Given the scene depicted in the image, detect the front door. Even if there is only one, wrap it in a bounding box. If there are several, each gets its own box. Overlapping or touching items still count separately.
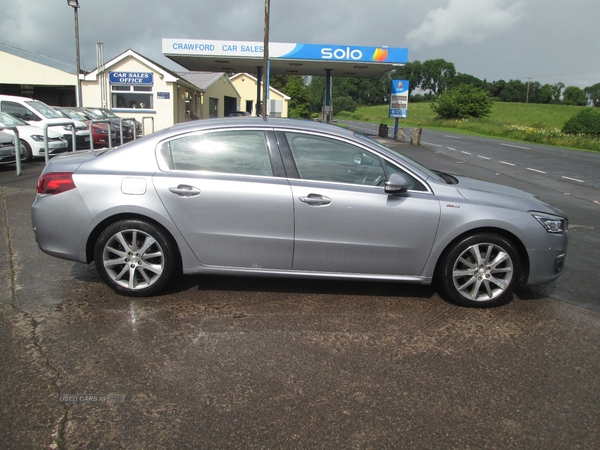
[283,131,440,276]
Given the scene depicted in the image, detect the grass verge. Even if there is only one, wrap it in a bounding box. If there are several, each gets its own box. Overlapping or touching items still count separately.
[336,102,600,153]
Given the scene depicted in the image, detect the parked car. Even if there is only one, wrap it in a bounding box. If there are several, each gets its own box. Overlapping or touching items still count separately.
[0,95,90,151]
[228,111,251,117]
[0,111,68,161]
[32,118,568,307]
[85,107,138,141]
[55,107,117,149]
[0,130,26,165]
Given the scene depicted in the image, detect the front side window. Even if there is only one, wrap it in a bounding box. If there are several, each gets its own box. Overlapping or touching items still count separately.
[285,132,427,190]
[25,101,63,119]
[160,130,273,177]
[285,132,387,186]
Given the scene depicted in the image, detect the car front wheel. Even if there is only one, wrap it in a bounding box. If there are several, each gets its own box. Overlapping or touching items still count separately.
[94,220,177,296]
[438,233,521,308]
[20,140,33,162]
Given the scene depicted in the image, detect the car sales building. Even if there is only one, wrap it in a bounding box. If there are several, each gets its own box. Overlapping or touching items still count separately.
[0,44,246,132]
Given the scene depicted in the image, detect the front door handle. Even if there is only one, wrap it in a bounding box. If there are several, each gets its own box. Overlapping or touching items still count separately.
[169,184,201,197]
[299,194,331,206]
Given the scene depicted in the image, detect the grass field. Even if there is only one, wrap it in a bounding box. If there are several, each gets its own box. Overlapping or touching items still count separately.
[336,102,600,153]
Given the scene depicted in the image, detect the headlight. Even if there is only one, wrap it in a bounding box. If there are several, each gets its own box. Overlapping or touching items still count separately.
[93,127,108,134]
[532,212,568,233]
[31,135,45,142]
[63,125,73,131]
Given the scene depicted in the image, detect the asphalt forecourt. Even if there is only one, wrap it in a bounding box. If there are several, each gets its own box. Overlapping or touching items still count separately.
[1,152,598,449]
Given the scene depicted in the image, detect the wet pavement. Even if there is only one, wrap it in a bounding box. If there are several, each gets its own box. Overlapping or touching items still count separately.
[1,150,599,449]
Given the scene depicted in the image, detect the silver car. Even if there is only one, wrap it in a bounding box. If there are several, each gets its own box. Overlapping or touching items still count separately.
[32,118,568,307]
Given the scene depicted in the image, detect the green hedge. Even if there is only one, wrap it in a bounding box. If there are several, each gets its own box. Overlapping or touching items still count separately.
[562,108,600,137]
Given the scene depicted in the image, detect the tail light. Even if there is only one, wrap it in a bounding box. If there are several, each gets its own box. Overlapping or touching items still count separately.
[37,172,76,195]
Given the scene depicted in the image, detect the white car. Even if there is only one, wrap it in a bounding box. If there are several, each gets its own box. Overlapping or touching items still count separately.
[0,111,68,161]
[0,130,26,165]
[0,95,90,152]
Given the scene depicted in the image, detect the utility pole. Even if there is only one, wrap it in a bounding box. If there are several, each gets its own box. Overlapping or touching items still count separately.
[526,77,532,104]
[262,0,270,121]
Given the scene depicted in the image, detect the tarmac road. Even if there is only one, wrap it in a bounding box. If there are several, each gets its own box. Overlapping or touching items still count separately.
[1,146,599,449]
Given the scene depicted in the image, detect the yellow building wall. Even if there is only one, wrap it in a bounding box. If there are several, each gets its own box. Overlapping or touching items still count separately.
[202,77,240,118]
[230,74,289,117]
[0,51,76,85]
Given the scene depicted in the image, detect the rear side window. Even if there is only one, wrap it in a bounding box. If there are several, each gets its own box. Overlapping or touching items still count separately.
[160,130,273,177]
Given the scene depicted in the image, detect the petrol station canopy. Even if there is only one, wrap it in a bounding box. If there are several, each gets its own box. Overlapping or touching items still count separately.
[162,39,408,78]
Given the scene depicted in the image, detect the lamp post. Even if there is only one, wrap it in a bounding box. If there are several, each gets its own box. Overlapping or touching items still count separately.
[67,0,82,107]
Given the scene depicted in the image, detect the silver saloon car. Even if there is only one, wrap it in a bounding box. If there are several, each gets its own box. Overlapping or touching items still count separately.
[32,118,568,307]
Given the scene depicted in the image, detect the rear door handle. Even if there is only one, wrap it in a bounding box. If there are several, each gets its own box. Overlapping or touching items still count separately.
[299,194,331,206]
[169,184,201,197]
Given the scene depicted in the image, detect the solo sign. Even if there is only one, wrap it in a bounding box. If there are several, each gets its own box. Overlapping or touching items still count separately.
[109,72,154,85]
[389,80,409,118]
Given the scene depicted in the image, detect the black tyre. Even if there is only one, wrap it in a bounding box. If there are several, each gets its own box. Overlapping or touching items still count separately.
[94,219,177,296]
[437,233,521,308]
[20,140,33,162]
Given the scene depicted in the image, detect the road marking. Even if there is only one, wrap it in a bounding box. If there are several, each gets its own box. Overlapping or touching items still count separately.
[502,143,530,150]
[423,142,442,147]
[500,161,515,166]
[477,155,491,160]
[461,151,471,155]
[447,147,456,151]
[527,168,546,174]
[562,176,584,183]
[444,135,461,139]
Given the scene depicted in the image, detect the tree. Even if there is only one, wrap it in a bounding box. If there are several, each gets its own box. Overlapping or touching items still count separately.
[391,61,423,95]
[307,76,326,113]
[431,84,493,119]
[421,59,456,96]
[449,73,484,90]
[551,82,565,103]
[530,83,554,104]
[269,74,292,91]
[332,96,357,115]
[562,86,588,106]
[283,76,311,119]
[487,79,506,98]
[584,83,600,107]
[498,79,526,102]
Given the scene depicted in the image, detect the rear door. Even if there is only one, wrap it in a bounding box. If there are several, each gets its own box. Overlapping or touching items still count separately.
[153,128,294,269]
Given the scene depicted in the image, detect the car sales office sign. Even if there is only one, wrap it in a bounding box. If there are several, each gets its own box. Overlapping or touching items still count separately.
[109,72,153,85]
[389,80,409,118]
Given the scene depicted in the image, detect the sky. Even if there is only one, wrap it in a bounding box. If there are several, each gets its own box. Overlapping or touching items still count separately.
[1,0,599,89]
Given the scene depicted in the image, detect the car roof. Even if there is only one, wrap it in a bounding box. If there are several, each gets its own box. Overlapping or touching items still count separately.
[165,117,355,138]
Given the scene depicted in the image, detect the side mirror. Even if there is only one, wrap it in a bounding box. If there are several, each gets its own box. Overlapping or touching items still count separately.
[385,173,409,195]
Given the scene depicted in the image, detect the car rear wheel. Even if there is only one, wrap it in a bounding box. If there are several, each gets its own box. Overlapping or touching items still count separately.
[94,220,177,296]
[438,233,521,308]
